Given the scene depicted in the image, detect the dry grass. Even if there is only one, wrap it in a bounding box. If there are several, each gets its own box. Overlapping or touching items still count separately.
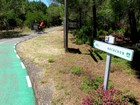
[17,27,140,104]
[17,29,65,66]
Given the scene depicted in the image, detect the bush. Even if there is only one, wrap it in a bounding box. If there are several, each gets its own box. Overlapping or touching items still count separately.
[108,28,113,34]
[115,28,125,34]
[75,25,92,45]
[82,86,139,105]
[82,87,128,105]
[97,29,108,36]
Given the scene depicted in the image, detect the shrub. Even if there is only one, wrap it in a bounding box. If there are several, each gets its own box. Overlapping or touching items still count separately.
[75,25,92,45]
[108,28,113,34]
[82,86,139,105]
[82,86,129,105]
[97,29,108,36]
[115,28,125,34]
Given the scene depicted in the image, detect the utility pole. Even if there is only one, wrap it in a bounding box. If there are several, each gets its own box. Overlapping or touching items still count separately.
[64,0,68,52]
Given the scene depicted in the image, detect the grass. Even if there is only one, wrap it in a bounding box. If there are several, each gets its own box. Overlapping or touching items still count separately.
[40,80,47,84]
[80,76,103,93]
[48,58,55,63]
[92,49,134,74]
[55,83,63,90]
[17,27,140,104]
[112,57,133,74]
[71,66,83,75]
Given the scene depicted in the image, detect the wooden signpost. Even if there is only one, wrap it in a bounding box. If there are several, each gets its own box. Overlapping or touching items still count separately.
[93,37,134,90]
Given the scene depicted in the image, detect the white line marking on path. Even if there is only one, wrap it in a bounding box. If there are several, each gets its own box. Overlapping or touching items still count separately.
[21,62,25,69]
[14,49,16,53]
[26,76,32,87]
[16,54,20,59]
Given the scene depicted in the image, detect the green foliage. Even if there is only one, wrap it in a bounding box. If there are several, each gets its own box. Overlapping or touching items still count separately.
[27,1,47,14]
[46,3,63,26]
[0,0,48,30]
[71,66,83,75]
[93,49,133,74]
[112,57,133,74]
[80,76,103,93]
[108,28,113,34]
[114,28,125,34]
[97,29,108,36]
[24,11,46,28]
[0,0,27,30]
[75,25,92,45]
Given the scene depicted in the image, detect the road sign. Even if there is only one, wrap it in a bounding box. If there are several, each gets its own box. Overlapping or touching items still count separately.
[93,40,134,61]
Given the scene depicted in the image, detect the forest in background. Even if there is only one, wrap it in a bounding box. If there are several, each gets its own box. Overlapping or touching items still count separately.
[0,0,140,44]
[54,0,140,44]
[0,0,63,30]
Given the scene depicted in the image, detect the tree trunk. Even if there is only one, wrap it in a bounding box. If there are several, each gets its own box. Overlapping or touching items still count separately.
[64,0,68,52]
[128,8,138,44]
[79,7,82,28]
[92,3,97,39]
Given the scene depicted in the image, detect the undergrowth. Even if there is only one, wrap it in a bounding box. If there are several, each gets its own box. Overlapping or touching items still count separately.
[82,86,139,105]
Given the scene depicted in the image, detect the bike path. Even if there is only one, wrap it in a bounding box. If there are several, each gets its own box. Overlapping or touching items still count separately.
[0,39,35,105]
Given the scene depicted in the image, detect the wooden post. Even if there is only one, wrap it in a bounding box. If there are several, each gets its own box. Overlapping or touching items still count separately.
[92,0,97,39]
[64,0,68,52]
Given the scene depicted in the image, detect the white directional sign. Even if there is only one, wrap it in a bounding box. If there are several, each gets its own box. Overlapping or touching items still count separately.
[93,40,134,61]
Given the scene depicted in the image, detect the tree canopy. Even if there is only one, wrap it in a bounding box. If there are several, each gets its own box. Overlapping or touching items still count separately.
[53,0,140,44]
[0,0,140,43]
[0,0,62,30]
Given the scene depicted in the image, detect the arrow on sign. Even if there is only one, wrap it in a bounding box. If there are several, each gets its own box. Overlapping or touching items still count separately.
[93,40,134,61]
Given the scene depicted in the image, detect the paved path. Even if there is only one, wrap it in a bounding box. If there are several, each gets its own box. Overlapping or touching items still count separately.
[0,38,35,105]
[0,27,62,105]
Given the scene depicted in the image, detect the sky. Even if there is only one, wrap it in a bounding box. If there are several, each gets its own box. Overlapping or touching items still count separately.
[28,0,52,7]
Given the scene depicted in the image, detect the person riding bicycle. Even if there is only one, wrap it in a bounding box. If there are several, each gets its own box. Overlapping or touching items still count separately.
[39,21,45,32]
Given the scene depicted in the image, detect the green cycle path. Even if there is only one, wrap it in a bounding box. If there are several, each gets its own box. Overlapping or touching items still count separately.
[0,39,35,105]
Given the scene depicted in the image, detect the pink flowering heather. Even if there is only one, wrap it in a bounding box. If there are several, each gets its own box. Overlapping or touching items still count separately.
[82,96,93,105]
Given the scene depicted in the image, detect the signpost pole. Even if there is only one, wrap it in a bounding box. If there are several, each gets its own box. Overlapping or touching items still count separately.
[103,54,112,90]
[103,35,114,90]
